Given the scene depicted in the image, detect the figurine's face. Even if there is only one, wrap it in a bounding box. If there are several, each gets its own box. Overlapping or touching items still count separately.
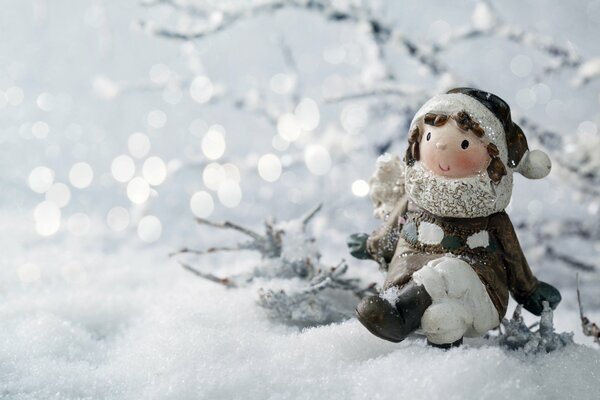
[420,119,491,178]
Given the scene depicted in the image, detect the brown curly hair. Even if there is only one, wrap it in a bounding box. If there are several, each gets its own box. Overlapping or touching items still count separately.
[404,111,507,184]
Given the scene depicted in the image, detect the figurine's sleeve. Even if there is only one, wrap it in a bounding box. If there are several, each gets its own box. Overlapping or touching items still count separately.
[491,211,539,303]
[366,197,408,263]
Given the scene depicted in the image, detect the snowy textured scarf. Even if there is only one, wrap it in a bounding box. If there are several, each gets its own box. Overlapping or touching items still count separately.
[404,162,513,218]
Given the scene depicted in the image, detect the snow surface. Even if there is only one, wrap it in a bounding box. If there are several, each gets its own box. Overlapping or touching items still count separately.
[2,213,599,400]
[1,0,600,399]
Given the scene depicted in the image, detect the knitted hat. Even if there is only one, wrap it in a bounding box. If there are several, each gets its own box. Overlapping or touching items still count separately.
[408,87,551,179]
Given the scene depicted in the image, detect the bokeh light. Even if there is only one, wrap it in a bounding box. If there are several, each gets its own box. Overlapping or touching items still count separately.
[137,215,162,242]
[128,132,151,158]
[202,125,226,160]
[36,92,55,111]
[107,206,130,231]
[28,166,55,193]
[45,183,71,208]
[127,177,150,204]
[111,155,136,183]
[340,104,368,134]
[294,98,320,131]
[257,153,282,182]
[203,162,226,190]
[190,191,215,218]
[69,162,94,189]
[34,201,61,236]
[32,121,49,139]
[304,145,332,175]
[218,180,242,208]
[6,86,24,105]
[222,163,241,183]
[351,179,370,197]
[190,75,214,104]
[147,109,167,129]
[510,55,533,78]
[142,156,167,186]
[277,113,301,141]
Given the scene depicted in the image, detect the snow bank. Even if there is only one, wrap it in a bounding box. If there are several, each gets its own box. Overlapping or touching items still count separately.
[1,223,599,400]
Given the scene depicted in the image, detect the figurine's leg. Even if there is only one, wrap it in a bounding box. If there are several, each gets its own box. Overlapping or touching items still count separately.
[355,280,432,343]
[412,255,500,347]
[427,338,463,349]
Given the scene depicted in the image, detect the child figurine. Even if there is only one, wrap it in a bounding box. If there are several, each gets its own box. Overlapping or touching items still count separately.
[348,87,561,348]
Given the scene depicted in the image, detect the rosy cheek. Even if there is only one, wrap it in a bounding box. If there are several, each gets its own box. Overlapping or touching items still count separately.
[455,151,487,172]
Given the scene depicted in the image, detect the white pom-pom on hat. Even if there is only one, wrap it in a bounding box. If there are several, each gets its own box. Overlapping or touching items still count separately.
[515,149,552,179]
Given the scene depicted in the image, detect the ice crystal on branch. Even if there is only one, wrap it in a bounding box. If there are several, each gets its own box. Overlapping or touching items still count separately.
[172,204,377,325]
[493,303,574,354]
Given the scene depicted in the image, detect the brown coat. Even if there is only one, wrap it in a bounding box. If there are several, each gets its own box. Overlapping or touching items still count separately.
[367,198,539,319]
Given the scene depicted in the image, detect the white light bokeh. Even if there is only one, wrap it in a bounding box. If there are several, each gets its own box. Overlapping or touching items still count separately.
[18,263,41,283]
[515,87,536,109]
[127,177,150,204]
[272,134,290,151]
[6,86,24,105]
[351,179,370,197]
[190,75,214,104]
[294,98,320,131]
[45,183,71,208]
[32,121,49,139]
[202,125,226,160]
[203,162,226,190]
[269,73,296,94]
[304,145,332,175]
[218,180,242,208]
[142,156,167,186]
[107,206,130,231]
[340,104,368,134]
[137,215,162,243]
[222,163,241,183]
[67,212,91,236]
[147,109,167,129]
[34,201,61,236]
[28,166,55,193]
[128,132,151,159]
[277,113,302,142]
[111,155,136,183]
[257,153,282,182]
[36,92,55,111]
[190,191,215,218]
[510,55,533,78]
[69,162,94,189]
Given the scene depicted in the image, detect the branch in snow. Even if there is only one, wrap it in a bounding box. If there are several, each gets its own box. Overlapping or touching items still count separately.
[172,205,376,325]
[494,303,574,354]
[577,274,600,345]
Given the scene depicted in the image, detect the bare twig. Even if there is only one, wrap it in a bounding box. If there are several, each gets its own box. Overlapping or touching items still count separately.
[179,261,237,288]
[577,274,600,344]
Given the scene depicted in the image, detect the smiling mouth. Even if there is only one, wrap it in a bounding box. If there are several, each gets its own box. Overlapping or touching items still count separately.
[438,163,450,172]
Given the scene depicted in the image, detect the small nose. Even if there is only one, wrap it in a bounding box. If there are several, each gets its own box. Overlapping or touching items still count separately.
[436,142,447,150]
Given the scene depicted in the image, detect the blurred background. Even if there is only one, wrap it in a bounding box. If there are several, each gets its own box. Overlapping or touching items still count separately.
[1,0,600,395]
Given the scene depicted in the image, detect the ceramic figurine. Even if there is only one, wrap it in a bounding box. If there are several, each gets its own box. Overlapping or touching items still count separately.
[348,87,561,348]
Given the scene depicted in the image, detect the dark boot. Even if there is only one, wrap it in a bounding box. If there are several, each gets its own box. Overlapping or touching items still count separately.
[356,280,432,343]
[427,337,463,349]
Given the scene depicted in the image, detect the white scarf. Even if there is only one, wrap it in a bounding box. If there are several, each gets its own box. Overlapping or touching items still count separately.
[404,162,513,218]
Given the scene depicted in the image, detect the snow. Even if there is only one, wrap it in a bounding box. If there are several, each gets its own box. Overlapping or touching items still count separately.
[1,220,599,399]
[1,0,600,398]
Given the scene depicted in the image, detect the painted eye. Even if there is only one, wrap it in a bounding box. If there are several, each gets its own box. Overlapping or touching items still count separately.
[461,140,469,149]
[426,132,431,141]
